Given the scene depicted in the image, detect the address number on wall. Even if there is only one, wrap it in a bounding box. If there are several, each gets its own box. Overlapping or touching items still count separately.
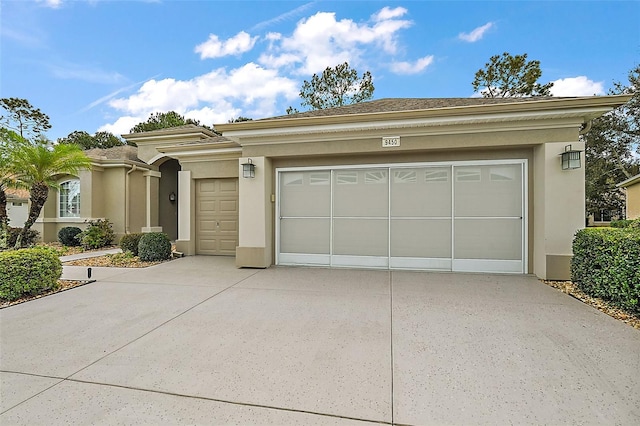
[382,136,400,147]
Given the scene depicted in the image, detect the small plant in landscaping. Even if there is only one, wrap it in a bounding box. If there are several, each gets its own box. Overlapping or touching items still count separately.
[78,219,115,249]
[138,232,172,262]
[58,226,83,246]
[107,251,136,266]
[120,233,143,256]
[0,247,62,302]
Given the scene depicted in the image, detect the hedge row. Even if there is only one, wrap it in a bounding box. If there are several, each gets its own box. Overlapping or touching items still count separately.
[571,227,640,314]
[0,247,62,302]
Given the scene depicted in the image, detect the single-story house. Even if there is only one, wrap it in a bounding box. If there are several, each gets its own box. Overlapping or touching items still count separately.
[116,95,631,281]
[33,145,164,242]
[6,188,29,228]
[617,172,640,219]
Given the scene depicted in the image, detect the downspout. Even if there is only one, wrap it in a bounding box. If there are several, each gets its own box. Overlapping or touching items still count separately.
[125,164,137,234]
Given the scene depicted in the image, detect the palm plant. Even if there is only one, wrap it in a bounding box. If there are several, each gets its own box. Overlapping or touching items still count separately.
[10,143,91,248]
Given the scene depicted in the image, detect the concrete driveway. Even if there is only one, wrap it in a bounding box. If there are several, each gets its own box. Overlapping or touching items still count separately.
[1,257,639,425]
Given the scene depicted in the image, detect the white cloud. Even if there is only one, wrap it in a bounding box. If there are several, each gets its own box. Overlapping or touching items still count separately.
[37,0,62,8]
[373,6,408,21]
[47,61,125,84]
[250,2,317,31]
[458,22,494,42]
[101,63,299,134]
[260,8,413,75]
[390,55,434,75]
[550,76,604,96]
[97,116,143,136]
[195,31,258,59]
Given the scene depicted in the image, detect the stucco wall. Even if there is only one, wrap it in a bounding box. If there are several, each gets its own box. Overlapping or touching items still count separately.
[626,182,640,219]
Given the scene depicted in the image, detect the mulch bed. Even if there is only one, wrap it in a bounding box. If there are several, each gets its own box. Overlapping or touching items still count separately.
[1,279,93,309]
[544,280,640,330]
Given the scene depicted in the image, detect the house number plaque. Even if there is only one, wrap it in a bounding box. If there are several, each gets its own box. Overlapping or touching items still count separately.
[382,136,400,147]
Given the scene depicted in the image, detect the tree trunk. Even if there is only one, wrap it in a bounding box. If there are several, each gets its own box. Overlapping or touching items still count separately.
[0,187,8,250]
[15,182,48,248]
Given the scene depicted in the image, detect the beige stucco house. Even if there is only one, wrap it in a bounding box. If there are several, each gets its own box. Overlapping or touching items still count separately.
[118,95,630,281]
[34,145,161,242]
[618,173,640,219]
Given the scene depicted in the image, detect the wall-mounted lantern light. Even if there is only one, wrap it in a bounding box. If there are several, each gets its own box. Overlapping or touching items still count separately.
[560,144,582,170]
[242,158,256,178]
[169,192,176,203]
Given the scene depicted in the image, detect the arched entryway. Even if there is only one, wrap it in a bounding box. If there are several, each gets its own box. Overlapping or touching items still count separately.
[158,159,180,241]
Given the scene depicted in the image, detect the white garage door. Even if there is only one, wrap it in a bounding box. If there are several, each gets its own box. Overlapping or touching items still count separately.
[277,160,526,273]
[196,178,239,256]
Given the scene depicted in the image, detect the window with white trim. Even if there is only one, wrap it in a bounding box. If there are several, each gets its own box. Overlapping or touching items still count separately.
[59,179,80,218]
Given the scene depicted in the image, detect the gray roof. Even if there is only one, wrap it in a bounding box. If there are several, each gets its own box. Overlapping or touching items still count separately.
[85,145,140,162]
[265,97,562,120]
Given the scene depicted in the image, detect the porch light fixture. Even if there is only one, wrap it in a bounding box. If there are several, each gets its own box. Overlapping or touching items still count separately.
[169,192,176,203]
[560,145,582,170]
[242,158,256,178]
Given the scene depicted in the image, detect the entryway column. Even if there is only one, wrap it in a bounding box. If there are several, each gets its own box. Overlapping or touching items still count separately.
[175,170,194,254]
[236,156,272,268]
[142,170,162,233]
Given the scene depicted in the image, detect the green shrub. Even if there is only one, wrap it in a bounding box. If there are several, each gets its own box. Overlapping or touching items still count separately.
[610,219,633,228]
[138,232,171,262]
[58,226,83,246]
[0,247,62,302]
[120,233,143,256]
[78,219,115,249]
[571,227,640,314]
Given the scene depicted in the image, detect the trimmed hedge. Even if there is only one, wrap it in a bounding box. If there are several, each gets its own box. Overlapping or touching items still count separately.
[120,233,143,256]
[0,247,62,302]
[571,227,640,314]
[58,226,82,246]
[138,232,171,262]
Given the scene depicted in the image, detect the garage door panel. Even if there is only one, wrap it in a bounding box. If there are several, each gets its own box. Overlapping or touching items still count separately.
[333,219,388,256]
[219,200,238,214]
[454,165,522,217]
[333,169,388,217]
[391,167,451,217]
[391,219,451,258]
[280,218,330,254]
[280,171,330,217]
[196,178,238,256]
[454,219,522,260]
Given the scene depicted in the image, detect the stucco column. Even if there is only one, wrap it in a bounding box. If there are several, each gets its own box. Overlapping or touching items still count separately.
[236,156,272,268]
[533,141,585,280]
[141,170,162,233]
[175,170,195,254]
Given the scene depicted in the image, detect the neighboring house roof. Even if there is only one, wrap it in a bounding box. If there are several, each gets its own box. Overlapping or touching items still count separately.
[85,145,141,162]
[5,188,29,200]
[617,173,640,188]
[268,97,560,120]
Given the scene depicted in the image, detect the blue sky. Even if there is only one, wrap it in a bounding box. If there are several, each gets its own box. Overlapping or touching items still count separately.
[1,0,638,141]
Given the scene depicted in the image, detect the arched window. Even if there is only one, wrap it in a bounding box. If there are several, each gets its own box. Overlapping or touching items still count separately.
[59,179,80,218]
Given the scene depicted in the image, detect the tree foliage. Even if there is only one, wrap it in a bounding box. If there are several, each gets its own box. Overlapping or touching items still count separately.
[292,62,375,112]
[9,143,92,247]
[0,97,51,139]
[228,116,253,123]
[57,130,128,149]
[584,65,640,218]
[130,111,214,133]
[472,52,553,98]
